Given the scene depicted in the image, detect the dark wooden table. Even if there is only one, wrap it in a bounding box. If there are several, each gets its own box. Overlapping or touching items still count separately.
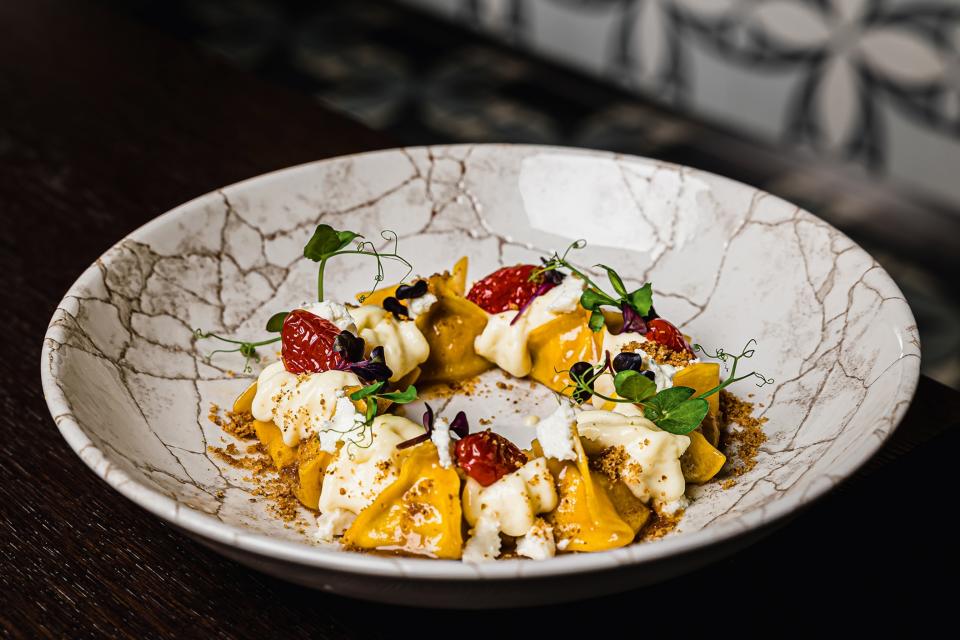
[3,1,958,636]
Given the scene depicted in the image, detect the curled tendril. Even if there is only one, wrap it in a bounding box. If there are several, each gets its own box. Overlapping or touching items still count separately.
[693,339,775,393]
[534,239,587,280]
[316,414,377,461]
[193,329,279,374]
[353,230,414,303]
[561,238,587,260]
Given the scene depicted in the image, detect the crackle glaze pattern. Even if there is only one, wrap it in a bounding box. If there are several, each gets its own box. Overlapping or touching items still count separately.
[41,145,918,594]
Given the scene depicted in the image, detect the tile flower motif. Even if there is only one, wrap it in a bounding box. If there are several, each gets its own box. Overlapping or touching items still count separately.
[407,0,960,189]
[620,0,959,165]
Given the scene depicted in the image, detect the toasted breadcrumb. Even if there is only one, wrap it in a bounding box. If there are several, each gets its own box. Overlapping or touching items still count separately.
[720,390,768,477]
[208,403,256,439]
[208,442,271,476]
[253,466,302,521]
[208,412,306,523]
[633,340,694,367]
[421,378,478,398]
[590,446,637,484]
[641,510,683,540]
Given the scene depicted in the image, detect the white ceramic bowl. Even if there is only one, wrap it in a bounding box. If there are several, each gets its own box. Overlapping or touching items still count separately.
[41,145,919,607]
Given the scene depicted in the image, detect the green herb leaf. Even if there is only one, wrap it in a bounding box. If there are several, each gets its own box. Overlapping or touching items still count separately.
[645,385,696,411]
[613,369,656,403]
[265,311,289,333]
[626,283,653,316]
[588,308,606,333]
[580,288,617,311]
[597,264,628,298]
[303,224,360,262]
[643,386,708,434]
[646,397,709,435]
[364,400,378,425]
[379,385,417,404]
[349,380,386,402]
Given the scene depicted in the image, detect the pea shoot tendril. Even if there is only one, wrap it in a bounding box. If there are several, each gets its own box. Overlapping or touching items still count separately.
[562,340,773,435]
[195,224,413,372]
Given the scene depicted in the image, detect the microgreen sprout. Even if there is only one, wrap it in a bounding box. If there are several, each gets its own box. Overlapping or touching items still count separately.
[303,225,413,302]
[193,330,280,373]
[349,380,418,427]
[534,239,655,333]
[563,340,773,435]
[692,339,775,393]
[195,225,413,374]
[397,404,470,450]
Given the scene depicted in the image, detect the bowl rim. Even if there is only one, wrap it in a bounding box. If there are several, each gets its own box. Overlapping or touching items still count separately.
[40,143,921,581]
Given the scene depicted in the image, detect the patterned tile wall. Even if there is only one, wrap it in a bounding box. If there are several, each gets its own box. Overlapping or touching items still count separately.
[403,0,960,209]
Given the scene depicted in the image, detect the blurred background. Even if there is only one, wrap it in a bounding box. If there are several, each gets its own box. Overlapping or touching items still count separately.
[109,0,959,387]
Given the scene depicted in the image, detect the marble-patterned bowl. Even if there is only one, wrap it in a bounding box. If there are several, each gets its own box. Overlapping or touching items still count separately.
[41,145,919,607]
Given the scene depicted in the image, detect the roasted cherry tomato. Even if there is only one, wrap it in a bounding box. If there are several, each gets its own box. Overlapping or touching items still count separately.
[645,318,692,354]
[466,264,555,314]
[455,430,527,486]
[281,309,345,374]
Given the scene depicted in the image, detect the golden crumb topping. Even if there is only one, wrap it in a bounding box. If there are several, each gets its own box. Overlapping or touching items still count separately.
[593,445,646,487]
[634,340,694,367]
[720,390,768,477]
[208,403,256,439]
[641,509,683,540]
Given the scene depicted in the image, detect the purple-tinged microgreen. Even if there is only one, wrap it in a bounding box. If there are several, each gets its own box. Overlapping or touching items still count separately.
[344,345,393,383]
[510,280,559,325]
[535,240,655,333]
[509,261,566,325]
[333,330,365,363]
[397,405,470,450]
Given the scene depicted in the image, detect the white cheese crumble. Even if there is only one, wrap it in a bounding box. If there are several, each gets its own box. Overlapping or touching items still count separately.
[535,400,578,461]
[315,508,356,542]
[546,275,584,313]
[462,458,559,563]
[516,518,556,560]
[462,516,502,563]
[660,496,689,515]
[317,394,367,453]
[430,417,453,468]
[406,292,438,319]
[299,299,358,333]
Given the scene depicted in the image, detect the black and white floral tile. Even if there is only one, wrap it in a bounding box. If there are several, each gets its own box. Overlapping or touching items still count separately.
[409,0,960,196]
[111,0,959,386]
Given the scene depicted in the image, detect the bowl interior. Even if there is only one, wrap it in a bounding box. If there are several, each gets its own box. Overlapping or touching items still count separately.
[42,144,919,579]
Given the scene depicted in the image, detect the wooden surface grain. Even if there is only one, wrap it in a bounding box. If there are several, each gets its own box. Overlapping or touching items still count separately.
[2,1,957,636]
